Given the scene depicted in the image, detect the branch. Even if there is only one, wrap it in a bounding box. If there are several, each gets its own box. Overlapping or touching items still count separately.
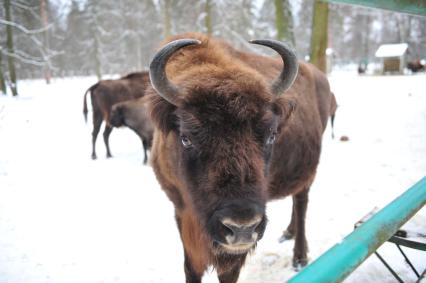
[1,49,46,66]
[0,19,53,34]
[11,1,41,21]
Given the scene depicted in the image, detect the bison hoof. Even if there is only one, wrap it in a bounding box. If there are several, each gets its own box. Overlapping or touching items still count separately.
[278,230,294,243]
[106,154,113,158]
[91,154,97,160]
[292,257,308,271]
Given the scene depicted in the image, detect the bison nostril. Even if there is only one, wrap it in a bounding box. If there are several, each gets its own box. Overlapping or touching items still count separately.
[220,217,262,245]
[221,221,236,236]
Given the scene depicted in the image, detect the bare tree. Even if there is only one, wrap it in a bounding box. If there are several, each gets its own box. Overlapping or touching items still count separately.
[4,0,18,96]
[0,51,6,95]
[40,0,51,83]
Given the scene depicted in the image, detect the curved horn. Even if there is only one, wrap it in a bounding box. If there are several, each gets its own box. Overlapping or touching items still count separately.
[149,39,201,106]
[249,39,298,95]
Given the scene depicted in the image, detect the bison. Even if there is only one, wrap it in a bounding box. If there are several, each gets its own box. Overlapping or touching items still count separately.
[146,33,336,283]
[83,71,150,159]
[407,59,425,73]
[109,97,154,165]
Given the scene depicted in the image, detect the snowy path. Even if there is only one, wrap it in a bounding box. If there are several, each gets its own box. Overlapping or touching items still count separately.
[0,73,425,282]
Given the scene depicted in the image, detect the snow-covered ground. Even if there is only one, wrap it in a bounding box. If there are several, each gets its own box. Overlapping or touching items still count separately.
[0,72,425,283]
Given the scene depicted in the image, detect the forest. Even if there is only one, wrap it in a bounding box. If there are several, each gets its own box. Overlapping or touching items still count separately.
[1,0,426,96]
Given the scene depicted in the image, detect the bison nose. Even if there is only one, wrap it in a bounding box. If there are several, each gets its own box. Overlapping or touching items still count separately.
[221,217,262,245]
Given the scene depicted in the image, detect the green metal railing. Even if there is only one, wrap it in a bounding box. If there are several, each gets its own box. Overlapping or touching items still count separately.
[288,176,426,283]
[321,0,426,17]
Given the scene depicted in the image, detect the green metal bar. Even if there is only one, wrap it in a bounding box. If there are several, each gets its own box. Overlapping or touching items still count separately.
[288,176,426,283]
[321,0,426,17]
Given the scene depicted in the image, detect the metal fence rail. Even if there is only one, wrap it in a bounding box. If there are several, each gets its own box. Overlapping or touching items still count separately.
[288,176,426,283]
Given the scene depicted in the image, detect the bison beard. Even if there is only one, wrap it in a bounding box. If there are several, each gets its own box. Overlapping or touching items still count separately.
[146,33,335,283]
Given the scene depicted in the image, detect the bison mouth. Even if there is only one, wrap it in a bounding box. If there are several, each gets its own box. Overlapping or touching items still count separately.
[214,241,257,255]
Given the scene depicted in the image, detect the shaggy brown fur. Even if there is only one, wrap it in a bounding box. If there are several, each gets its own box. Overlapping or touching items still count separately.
[83,71,150,159]
[146,33,336,283]
[109,97,154,164]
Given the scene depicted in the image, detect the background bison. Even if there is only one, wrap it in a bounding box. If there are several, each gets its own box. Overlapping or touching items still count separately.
[83,72,150,159]
[146,33,336,283]
[109,97,154,165]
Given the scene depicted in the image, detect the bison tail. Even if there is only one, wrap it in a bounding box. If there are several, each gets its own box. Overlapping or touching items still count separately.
[83,83,98,123]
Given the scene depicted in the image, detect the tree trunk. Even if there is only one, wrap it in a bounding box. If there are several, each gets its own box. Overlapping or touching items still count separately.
[4,0,18,96]
[163,0,172,38]
[0,51,7,95]
[89,2,102,80]
[205,0,212,35]
[40,0,51,84]
[274,0,295,46]
[309,0,328,73]
[94,35,102,80]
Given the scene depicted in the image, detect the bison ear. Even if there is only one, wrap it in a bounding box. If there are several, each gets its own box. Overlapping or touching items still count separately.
[147,92,179,134]
[272,98,296,124]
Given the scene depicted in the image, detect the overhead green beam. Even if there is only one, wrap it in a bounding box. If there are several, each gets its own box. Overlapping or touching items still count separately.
[321,0,426,17]
[288,176,426,283]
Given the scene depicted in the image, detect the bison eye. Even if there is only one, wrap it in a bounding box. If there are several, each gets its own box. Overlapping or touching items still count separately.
[266,132,277,145]
[181,135,193,148]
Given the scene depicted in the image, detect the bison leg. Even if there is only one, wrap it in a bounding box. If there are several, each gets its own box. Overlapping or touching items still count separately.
[103,125,113,158]
[142,139,148,165]
[292,188,309,269]
[91,112,103,160]
[175,213,205,283]
[184,252,202,283]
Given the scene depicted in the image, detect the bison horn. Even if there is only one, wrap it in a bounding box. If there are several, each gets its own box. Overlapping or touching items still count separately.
[149,39,201,106]
[250,39,298,95]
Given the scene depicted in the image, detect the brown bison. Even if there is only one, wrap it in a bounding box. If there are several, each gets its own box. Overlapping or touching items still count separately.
[83,71,150,159]
[109,97,154,165]
[407,59,425,73]
[146,33,336,283]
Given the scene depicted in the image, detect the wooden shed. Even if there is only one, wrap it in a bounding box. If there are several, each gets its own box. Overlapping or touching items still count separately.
[375,43,408,74]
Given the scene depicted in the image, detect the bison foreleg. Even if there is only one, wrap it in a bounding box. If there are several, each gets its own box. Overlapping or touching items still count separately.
[91,113,103,160]
[292,188,309,269]
[184,252,202,283]
[103,125,113,158]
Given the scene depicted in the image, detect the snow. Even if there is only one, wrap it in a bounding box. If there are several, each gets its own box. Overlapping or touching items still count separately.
[0,72,425,283]
[375,43,408,58]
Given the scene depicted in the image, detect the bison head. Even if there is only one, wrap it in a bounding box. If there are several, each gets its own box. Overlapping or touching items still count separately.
[149,37,298,255]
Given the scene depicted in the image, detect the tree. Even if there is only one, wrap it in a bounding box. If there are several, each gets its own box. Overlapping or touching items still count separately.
[204,0,212,35]
[274,0,295,46]
[162,0,172,37]
[4,0,18,96]
[310,0,329,72]
[40,0,51,83]
[0,51,6,95]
